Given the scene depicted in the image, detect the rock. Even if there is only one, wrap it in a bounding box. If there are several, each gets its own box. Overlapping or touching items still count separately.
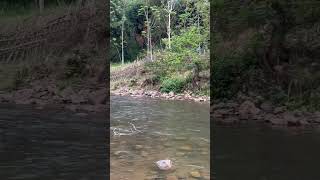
[212,102,238,110]
[260,102,273,113]
[175,152,185,156]
[283,112,301,126]
[195,97,205,102]
[174,137,187,141]
[60,87,74,103]
[65,105,78,112]
[47,85,59,95]
[137,89,144,95]
[201,151,208,155]
[88,89,107,105]
[14,89,34,98]
[216,116,238,125]
[134,145,143,150]
[0,93,12,102]
[214,109,234,116]
[75,113,88,117]
[189,171,201,178]
[141,151,148,157]
[114,151,129,156]
[264,114,286,125]
[203,175,210,180]
[80,104,105,112]
[313,112,320,123]
[179,145,193,151]
[274,106,286,114]
[169,91,175,96]
[70,94,87,104]
[239,100,261,120]
[175,172,187,179]
[166,175,178,180]
[35,106,44,110]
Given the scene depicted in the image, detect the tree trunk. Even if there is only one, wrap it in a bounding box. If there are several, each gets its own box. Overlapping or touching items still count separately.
[167,1,171,49]
[121,19,125,65]
[77,0,84,8]
[150,29,153,61]
[39,0,44,14]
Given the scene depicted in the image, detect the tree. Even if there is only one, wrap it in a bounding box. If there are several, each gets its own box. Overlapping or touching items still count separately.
[39,0,44,13]
[111,0,128,64]
[139,0,160,61]
[162,0,176,49]
[120,0,128,65]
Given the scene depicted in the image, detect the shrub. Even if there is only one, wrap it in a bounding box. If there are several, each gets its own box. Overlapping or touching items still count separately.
[212,52,258,99]
[160,76,186,93]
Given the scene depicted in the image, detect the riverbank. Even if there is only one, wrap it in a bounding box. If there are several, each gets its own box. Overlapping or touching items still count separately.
[0,78,107,113]
[212,98,320,127]
[0,4,107,113]
[110,61,210,103]
[0,49,107,113]
[111,87,209,103]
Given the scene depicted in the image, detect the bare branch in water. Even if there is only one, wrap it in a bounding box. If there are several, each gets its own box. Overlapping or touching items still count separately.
[111,122,142,136]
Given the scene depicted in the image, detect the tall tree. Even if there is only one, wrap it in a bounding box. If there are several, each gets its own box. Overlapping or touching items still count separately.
[139,0,160,61]
[111,0,128,64]
[39,0,44,13]
[162,0,176,49]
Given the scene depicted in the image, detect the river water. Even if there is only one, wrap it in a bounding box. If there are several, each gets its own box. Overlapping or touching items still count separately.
[214,126,320,180]
[0,104,108,179]
[110,95,210,180]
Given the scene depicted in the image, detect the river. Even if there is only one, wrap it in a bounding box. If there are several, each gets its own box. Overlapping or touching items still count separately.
[2,96,318,180]
[110,95,210,180]
[0,104,108,179]
[214,126,320,180]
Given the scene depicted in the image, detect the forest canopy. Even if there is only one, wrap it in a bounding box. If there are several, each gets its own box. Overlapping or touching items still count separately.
[110,0,209,63]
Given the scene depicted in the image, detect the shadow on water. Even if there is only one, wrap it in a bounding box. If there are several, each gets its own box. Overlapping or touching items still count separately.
[213,126,320,180]
[111,95,210,180]
[0,104,108,180]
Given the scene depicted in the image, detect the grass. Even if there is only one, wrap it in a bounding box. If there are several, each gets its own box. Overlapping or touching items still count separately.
[110,61,144,73]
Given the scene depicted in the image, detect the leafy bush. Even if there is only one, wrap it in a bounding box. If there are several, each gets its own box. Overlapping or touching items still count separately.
[212,51,258,99]
[160,76,187,93]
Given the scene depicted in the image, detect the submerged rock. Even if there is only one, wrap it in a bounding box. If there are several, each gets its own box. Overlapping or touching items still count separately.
[179,145,193,151]
[134,145,143,150]
[166,175,178,180]
[114,151,130,157]
[156,160,173,170]
[175,152,186,156]
[189,171,201,178]
[174,137,188,141]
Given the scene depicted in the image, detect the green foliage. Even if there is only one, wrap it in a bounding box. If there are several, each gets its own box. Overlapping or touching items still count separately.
[165,27,202,53]
[160,76,187,93]
[212,51,258,99]
[212,0,320,110]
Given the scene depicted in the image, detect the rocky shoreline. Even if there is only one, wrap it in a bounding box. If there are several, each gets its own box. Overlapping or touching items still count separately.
[0,80,107,113]
[212,100,320,127]
[111,87,210,103]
